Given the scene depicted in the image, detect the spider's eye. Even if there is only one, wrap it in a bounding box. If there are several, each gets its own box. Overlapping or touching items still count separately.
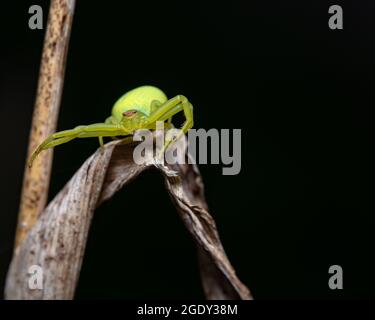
[123,110,138,117]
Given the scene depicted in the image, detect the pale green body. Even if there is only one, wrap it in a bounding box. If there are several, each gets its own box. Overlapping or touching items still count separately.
[29,85,193,166]
[112,85,168,120]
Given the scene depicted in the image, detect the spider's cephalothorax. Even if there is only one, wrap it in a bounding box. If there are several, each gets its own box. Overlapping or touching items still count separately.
[28,85,194,167]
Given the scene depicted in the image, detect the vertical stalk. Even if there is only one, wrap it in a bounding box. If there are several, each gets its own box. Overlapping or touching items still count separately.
[15,0,76,249]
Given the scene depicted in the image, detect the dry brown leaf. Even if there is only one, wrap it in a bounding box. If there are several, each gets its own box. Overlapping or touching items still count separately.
[5,139,252,300]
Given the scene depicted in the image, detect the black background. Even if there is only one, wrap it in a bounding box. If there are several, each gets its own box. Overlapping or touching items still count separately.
[0,0,374,299]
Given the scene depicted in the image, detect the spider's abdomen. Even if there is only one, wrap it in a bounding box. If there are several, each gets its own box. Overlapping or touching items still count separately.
[112,85,167,121]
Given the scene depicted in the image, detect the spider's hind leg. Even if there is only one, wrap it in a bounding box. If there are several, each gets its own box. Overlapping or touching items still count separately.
[98,116,117,147]
[99,136,104,147]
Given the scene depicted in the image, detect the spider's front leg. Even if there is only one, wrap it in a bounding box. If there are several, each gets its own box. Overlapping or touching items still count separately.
[148,95,193,152]
[28,123,129,167]
[146,95,194,176]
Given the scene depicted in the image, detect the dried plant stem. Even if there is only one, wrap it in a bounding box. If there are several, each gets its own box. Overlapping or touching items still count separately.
[15,0,76,249]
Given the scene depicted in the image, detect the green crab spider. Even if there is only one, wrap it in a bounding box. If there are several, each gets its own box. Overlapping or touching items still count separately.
[28,85,194,167]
